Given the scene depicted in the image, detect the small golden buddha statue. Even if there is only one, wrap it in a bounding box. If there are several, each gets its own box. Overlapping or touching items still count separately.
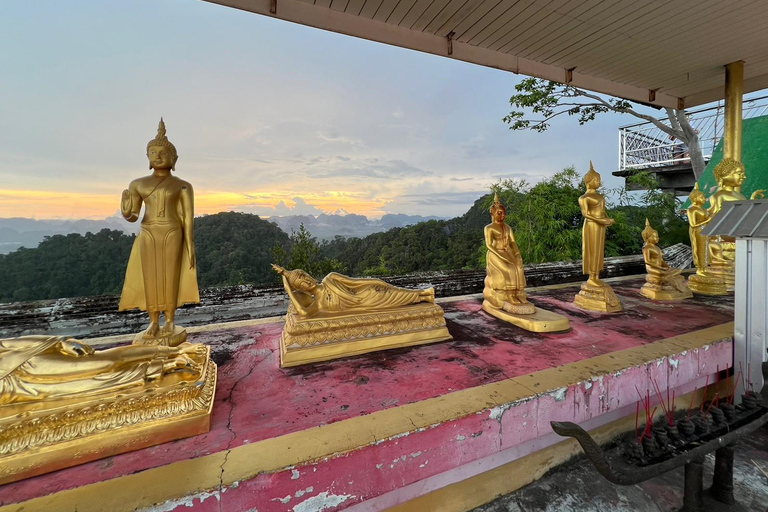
[272,265,451,366]
[573,163,622,312]
[639,219,692,301]
[686,184,727,295]
[481,195,569,332]
[119,119,200,346]
[703,158,763,290]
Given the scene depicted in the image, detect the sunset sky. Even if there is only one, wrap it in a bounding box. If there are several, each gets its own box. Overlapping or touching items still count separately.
[2,0,661,220]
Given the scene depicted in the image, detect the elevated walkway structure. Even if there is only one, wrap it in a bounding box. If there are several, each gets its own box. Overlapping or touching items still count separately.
[0,276,735,512]
[612,96,768,195]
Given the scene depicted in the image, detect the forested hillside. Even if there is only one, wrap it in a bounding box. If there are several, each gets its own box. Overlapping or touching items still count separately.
[0,213,290,302]
[0,169,689,303]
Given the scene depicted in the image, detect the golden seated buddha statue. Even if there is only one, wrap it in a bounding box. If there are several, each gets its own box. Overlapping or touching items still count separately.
[639,219,692,301]
[481,194,569,332]
[272,265,451,367]
[703,158,764,291]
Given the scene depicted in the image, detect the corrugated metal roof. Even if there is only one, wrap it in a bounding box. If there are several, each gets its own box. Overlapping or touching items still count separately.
[207,0,768,108]
[701,200,768,238]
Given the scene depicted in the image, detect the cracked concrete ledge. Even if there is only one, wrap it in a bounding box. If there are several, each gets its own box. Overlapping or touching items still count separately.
[0,320,734,512]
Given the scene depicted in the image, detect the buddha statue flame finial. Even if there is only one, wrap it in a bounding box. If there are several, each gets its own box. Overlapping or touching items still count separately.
[641,218,657,243]
[689,182,706,205]
[584,161,600,188]
[146,117,178,169]
[490,192,504,215]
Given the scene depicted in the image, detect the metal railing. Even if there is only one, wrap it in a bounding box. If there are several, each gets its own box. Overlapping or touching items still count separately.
[618,95,768,172]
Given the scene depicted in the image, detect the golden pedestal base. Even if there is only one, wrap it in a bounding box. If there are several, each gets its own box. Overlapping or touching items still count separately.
[0,347,216,486]
[280,303,452,367]
[688,271,729,296]
[573,281,623,313]
[133,325,188,347]
[640,276,693,301]
[482,300,570,333]
[707,265,735,292]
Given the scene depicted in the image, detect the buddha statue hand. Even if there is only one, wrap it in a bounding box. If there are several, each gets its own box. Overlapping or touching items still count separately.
[751,189,765,200]
[58,338,96,357]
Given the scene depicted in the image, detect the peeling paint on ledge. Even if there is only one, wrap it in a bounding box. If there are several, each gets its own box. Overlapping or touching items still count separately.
[292,491,355,512]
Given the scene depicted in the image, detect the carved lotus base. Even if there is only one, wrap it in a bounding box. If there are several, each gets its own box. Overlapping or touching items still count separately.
[280,303,452,367]
[640,275,693,301]
[573,281,623,313]
[133,325,188,347]
[482,300,570,333]
[706,264,735,292]
[688,270,729,296]
[0,346,216,485]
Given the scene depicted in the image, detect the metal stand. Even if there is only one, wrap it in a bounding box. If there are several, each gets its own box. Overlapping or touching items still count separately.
[682,456,704,512]
[709,444,735,504]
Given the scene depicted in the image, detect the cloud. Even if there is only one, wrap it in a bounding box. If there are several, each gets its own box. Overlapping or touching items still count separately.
[397,190,487,206]
[272,197,326,216]
[459,135,519,160]
[316,129,363,146]
[450,177,475,182]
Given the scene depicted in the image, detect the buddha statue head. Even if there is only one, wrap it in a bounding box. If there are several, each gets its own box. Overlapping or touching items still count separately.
[490,193,506,223]
[713,158,746,188]
[146,118,179,171]
[584,161,601,190]
[641,218,659,245]
[689,182,706,206]
[272,264,319,292]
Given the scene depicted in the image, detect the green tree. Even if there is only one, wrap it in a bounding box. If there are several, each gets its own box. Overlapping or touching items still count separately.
[272,223,344,279]
[504,78,706,180]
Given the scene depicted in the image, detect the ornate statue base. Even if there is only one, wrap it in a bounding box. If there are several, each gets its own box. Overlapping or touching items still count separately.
[482,300,570,333]
[573,281,623,313]
[280,303,452,367]
[688,271,729,296]
[0,346,216,485]
[640,275,693,301]
[133,325,188,347]
[706,264,735,292]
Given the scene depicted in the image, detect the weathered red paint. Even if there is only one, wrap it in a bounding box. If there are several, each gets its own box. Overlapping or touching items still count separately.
[0,279,734,509]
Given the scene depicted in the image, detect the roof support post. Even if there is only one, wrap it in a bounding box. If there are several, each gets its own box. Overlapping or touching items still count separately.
[724,61,744,163]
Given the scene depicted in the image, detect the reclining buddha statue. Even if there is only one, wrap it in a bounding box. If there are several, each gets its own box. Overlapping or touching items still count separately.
[273,265,451,367]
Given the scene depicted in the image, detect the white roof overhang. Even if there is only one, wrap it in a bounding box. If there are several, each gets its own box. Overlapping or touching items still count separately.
[205,0,768,109]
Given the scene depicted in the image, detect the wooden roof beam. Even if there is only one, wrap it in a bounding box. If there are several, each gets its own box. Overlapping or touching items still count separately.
[206,0,682,109]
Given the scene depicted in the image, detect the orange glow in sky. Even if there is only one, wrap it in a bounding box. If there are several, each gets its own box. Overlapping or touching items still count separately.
[0,189,388,220]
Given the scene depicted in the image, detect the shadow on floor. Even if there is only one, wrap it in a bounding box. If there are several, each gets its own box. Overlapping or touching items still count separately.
[472,425,768,512]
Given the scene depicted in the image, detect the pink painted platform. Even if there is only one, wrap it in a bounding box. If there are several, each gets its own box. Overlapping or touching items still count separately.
[0,278,735,511]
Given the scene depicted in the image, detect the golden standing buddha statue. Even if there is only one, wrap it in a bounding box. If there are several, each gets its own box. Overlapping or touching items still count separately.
[481,194,569,332]
[686,183,727,295]
[119,119,200,346]
[573,163,622,312]
[639,219,692,301]
[0,120,217,485]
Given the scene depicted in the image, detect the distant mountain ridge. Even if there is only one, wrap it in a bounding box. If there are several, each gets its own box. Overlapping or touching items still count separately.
[0,217,138,254]
[268,213,443,240]
[0,213,443,254]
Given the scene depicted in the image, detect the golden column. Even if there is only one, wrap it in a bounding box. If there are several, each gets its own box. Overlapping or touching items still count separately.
[723,61,744,164]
